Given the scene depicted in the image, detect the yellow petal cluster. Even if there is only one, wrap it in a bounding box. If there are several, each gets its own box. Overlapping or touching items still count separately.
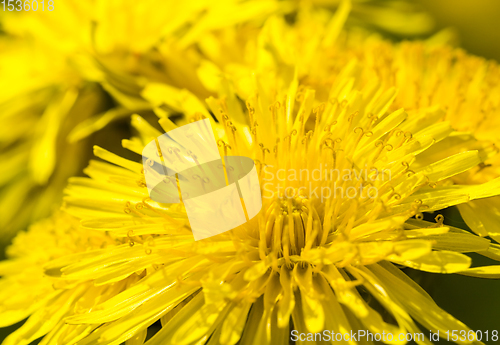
[1,2,500,345]
[0,0,289,243]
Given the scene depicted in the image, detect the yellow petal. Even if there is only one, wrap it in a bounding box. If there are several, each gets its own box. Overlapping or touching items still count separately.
[459,265,500,279]
[219,301,252,345]
[388,250,471,273]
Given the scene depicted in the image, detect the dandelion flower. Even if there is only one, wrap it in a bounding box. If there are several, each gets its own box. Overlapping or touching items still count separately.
[193,5,500,245]
[0,37,110,244]
[27,66,499,345]
[344,38,500,244]
[0,212,129,345]
[2,3,500,345]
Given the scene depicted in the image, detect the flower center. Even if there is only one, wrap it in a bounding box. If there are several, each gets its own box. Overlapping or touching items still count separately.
[261,194,327,265]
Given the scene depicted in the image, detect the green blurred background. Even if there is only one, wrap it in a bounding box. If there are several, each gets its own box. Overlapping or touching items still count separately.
[419,0,500,62]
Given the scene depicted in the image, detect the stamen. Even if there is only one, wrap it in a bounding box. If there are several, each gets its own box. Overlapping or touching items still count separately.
[435,214,444,226]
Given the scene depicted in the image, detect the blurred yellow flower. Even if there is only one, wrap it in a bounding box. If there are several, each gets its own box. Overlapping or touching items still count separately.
[0,0,289,243]
[0,212,132,345]
[306,0,435,37]
[345,39,500,243]
[191,5,500,244]
[0,37,108,243]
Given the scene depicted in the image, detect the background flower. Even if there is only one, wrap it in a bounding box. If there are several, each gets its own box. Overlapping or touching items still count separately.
[0,0,289,246]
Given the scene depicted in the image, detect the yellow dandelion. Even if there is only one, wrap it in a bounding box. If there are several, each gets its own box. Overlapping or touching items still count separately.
[4,64,497,344]
[0,36,110,243]
[344,37,500,244]
[0,212,129,345]
[192,4,500,246]
[2,2,500,345]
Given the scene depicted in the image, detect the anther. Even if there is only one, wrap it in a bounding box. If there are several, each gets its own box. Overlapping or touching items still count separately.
[154,138,163,157]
